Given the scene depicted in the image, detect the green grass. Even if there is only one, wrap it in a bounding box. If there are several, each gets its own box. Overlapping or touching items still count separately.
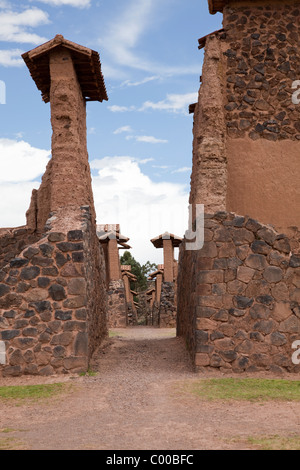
[188,378,300,402]
[247,435,300,450]
[0,428,27,450]
[0,383,70,403]
[79,369,97,377]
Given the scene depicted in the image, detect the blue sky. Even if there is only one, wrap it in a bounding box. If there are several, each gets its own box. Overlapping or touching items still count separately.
[0,0,223,264]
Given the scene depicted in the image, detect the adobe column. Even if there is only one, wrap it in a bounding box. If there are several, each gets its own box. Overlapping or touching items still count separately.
[151,233,183,282]
[162,238,174,283]
[22,35,108,233]
[108,238,121,281]
[48,46,95,221]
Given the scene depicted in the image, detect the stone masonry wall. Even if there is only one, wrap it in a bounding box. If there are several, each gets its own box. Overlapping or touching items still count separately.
[0,207,108,377]
[0,228,39,270]
[177,211,300,373]
[223,2,300,141]
[159,282,177,328]
[107,280,127,328]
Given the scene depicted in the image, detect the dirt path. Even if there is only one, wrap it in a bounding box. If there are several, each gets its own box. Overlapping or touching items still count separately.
[0,327,300,450]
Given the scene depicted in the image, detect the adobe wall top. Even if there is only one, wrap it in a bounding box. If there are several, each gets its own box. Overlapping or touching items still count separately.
[150,232,183,249]
[22,34,108,103]
[208,0,298,14]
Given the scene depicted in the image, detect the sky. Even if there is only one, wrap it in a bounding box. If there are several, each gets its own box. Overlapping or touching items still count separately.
[0,0,223,265]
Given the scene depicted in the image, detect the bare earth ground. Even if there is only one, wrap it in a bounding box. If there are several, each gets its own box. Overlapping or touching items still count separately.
[0,327,300,450]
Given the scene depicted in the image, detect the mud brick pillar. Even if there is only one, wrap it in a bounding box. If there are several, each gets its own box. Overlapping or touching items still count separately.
[162,238,174,283]
[108,238,121,281]
[150,233,182,328]
[23,35,108,233]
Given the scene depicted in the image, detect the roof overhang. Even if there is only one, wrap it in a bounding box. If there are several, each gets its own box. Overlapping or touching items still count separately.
[150,232,183,249]
[22,35,108,103]
[208,0,227,14]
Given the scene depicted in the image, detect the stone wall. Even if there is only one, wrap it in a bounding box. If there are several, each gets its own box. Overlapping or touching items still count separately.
[159,282,177,328]
[223,1,300,142]
[190,0,300,232]
[177,211,300,373]
[107,280,127,328]
[0,227,39,269]
[0,207,108,377]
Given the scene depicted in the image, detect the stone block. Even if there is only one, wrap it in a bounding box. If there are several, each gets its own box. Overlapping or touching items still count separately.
[279,316,300,333]
[195,353,210,367]
[198,295,223,309]
[63,296,87,309]
[63,356,88,371]
[245,254,267,270]
[48,284,67,301]
[198,270,224,284]
[67,278,86,296]
[26,289,49,302]
[263,266,283,283]
[196,318,218,331]
[48,232,65,242]
[237,266,255,283]
[198,241,217,258]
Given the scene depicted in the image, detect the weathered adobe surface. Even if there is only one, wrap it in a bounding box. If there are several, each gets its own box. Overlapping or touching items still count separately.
[0,206,107,377]
[177,212,300,373]
[26,48,96,235]
[190,1,300,230]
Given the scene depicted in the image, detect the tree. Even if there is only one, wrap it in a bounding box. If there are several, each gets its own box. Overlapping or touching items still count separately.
[120,251,157,292]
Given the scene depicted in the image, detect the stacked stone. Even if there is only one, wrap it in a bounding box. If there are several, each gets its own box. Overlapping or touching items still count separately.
[223,3,300,141]
[107,280,127,328]
[0,227,90,377]
[178,211,300,373]
[159,282,177,328]
[0,228,39,269]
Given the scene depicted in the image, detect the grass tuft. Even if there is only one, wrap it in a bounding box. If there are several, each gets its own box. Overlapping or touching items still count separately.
[247,435,300,450]
[0,383,71,403]
[188,378,300,401]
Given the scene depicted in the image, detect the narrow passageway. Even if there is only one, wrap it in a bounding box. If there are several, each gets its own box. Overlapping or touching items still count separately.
[92,327,193,376]
[1,326,300,450]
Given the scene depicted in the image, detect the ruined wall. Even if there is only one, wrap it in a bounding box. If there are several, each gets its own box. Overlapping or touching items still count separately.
[159,282,177,328]
[0,206,108,377]
[107,280,127,328]
[0,228,39,269]
[178,0,300,372]
[178,212,300,373]
[189,34,227,213]
[190,1,300,232]
[223,1,300,231]
[26,48,96,234]
[0,43,109,376]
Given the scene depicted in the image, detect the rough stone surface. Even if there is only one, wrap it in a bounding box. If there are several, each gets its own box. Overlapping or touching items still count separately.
[177,212,300,373]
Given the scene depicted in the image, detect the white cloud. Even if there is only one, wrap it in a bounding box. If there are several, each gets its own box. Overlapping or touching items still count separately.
[34,0,91,7]
[108,92,198,116]
[0,139,50,227]
[0,48,24,66]
[0,8,49,44]
[0,139,50,182]
[90,156,189,264]
[113,125,133,135]
[172,167,191,174]
[132,135,168,144]
[141,92,198,115]
[120,75,161,88]
[108,105,135,113]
